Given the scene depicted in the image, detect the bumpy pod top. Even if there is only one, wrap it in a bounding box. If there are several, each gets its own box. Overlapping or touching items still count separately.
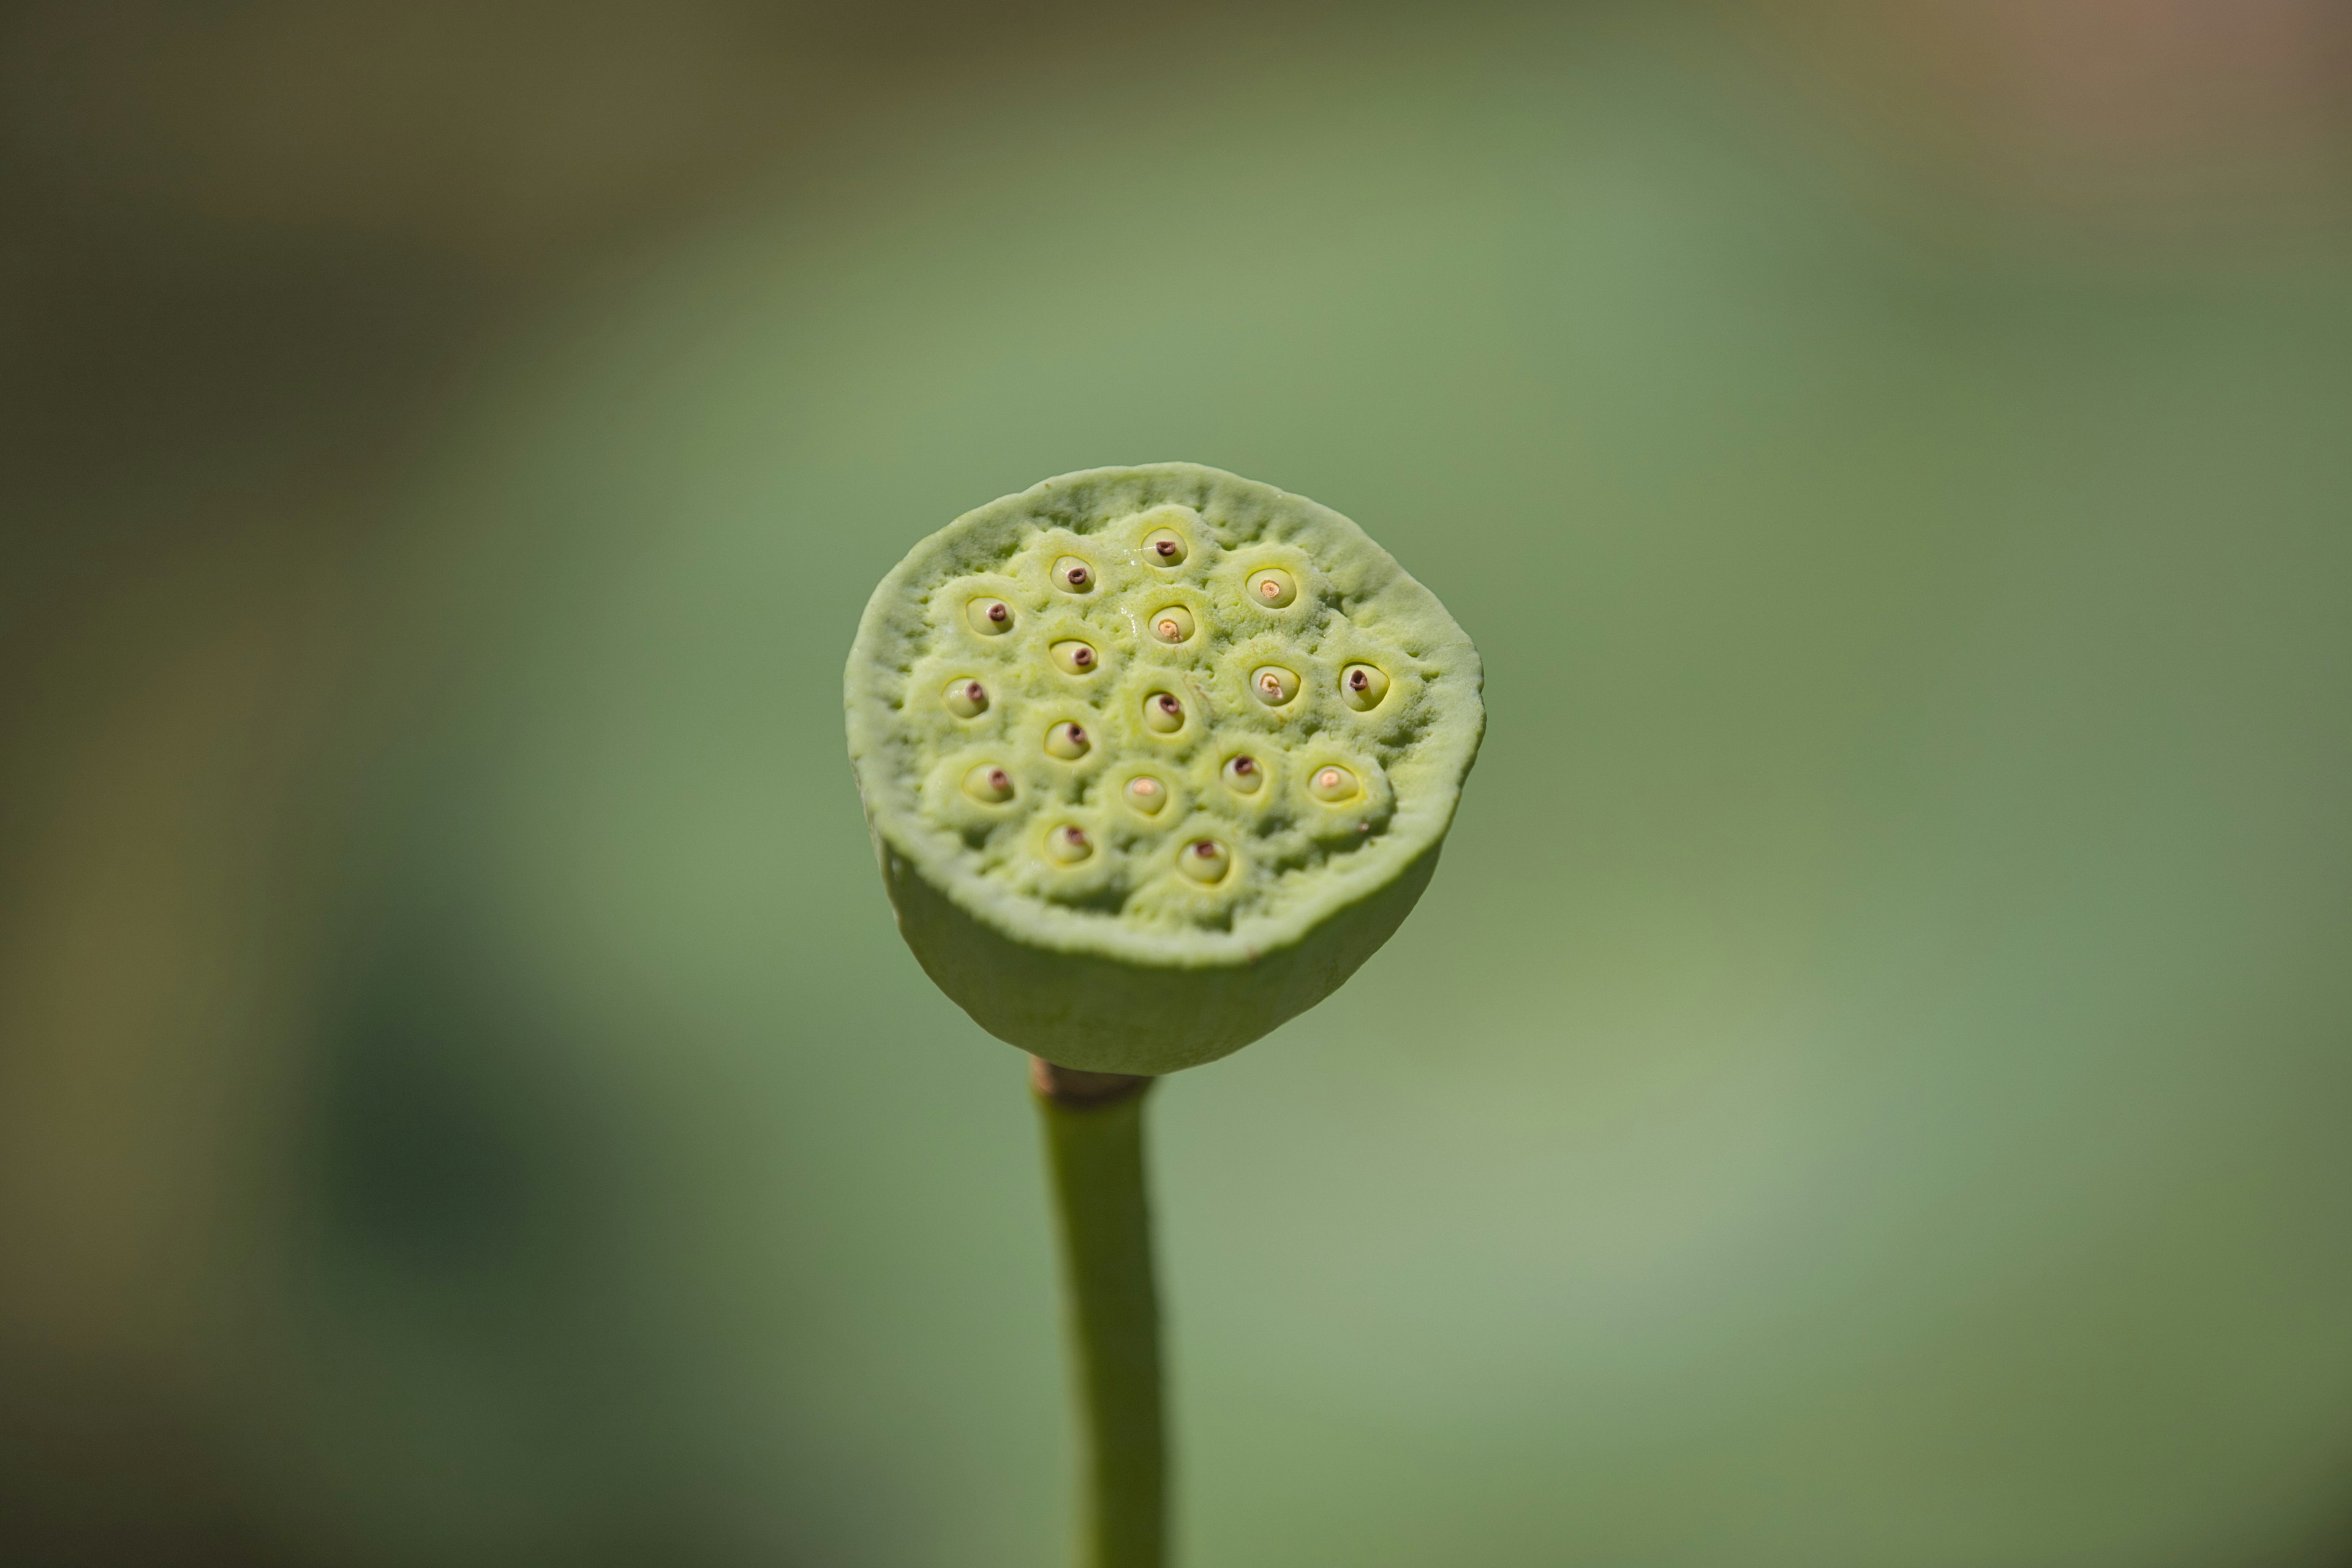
[844,463,1483,1075]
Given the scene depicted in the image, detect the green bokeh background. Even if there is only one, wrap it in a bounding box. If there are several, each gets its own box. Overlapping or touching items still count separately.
[6,6,2351,1565]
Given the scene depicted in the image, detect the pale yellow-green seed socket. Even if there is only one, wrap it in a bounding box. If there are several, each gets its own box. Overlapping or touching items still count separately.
[1340,662,1390,710]
[1178,838,1233,885]
[1043,823,1093,864]
[962,763,1016,804]
[1248,567,1297,609]
[968,597,1014,635]
[943,678,989,718]
[1308,764,1359,802]
[1147,606,1197,645]
[1251,665,1301,707]
[1142,691,1186,735]
[1123,775,1170,816]
[1221,755,1266,795]
[1044,720,1091,760]
[1050,639,1101,676]
[1143,527,1188,566]
[1051,556,1096,594]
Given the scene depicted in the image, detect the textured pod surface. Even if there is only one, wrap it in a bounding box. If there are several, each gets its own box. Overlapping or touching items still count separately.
[846,462,1483,1073]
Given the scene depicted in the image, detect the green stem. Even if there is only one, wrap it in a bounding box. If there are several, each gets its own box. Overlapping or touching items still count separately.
[1031,1058,1167,1568]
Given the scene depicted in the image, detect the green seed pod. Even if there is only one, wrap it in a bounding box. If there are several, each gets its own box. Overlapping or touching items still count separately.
[845,462,1483,1075]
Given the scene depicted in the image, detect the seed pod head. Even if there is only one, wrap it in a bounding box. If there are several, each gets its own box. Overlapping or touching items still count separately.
[845,462,1483,1074]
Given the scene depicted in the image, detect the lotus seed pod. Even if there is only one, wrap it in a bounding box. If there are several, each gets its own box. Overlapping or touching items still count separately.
[845,462,1484,1075]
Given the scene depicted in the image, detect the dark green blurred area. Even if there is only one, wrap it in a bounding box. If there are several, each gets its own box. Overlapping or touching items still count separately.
[6,3,2352,1564]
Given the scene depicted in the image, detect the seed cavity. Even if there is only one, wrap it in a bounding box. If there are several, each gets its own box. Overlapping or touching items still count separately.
[1044,721,1091,760]
[1251,665,1300,706]
[944,679,989,717]
[1050,639,1100,676]
[1309,764,1359,802]
[1148,606,1196,644]
[1123,775,1168,816]
[1044,824,1093,864]
[968,597,1014,635]
[1052,557,1095,594]
[963,764,1015,804]
[1222,755,1264,794]
[1178,838,1233,885]
[1142,692,1185,734]
[1145,529,1187,565]
[1248,568,1297,609]
[1340,663,1390,710]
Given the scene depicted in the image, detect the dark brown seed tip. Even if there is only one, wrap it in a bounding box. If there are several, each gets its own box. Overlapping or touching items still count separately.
[988,602,1009,622]
[1155,540,1178,557]
[1349,668,1369,689]
[1233,756,1256,774]
[1194,840,1218,856]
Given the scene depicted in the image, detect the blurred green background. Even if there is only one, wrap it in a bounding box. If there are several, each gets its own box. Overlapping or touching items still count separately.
[6,2,2352,1564]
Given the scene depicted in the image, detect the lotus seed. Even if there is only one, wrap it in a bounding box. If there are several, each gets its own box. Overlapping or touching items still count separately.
[944,678,989,717]
[1045,824,1093,864]
[1046,721,1091,760]
[1251,665,1300,706]
[1249,568,1297,609]
[1223,755,1264,794]
[1341,662,1390,710]
[1142,692,1185,734]
[1309,765,1359,802]
[1051,639,1100,675]
[1149,606,1196,644]
[1145,529,1186,564]
[1124,775,1168,815]
[969,597,1014,635]
[1053,557,1095,593]
[963,764,1016,804]
[1178,838,1232,884]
